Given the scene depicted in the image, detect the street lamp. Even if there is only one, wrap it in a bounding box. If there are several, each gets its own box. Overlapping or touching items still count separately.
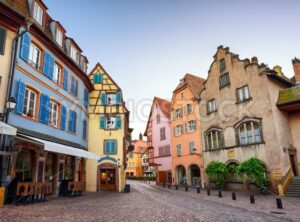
[0,97,16,120]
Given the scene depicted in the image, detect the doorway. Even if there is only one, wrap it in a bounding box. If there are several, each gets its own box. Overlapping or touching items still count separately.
[290,154,299,176]
[100,169,116,191]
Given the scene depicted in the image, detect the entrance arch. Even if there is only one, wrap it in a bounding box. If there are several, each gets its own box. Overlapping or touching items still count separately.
[97,163,118,191]
[175,165,186,185]
[189,164,201,186]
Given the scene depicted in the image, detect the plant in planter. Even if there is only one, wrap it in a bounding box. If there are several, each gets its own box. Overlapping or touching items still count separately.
[205,161,228,189]
[236,157,269,194]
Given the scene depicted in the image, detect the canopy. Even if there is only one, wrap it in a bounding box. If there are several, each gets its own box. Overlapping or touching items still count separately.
[0,121,17,136]
[21,135,99,160]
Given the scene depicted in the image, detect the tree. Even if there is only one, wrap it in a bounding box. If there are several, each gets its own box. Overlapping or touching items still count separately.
[205,161,228,187]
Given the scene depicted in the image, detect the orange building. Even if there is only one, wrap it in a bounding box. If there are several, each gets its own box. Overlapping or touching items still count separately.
[125,137,147,177]
[170,74,205,187]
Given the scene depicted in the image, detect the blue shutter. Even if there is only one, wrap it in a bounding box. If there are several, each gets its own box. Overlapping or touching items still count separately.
[16,80,26,114]
[116,115,121,129]
[48,55,54,80]
[73,111,77,133]
[71,77,75,95]
[116,92,122,105]
[39,94,50,124]
[68,110,72,132]
[19,32,30,61]
[111,140,116,153]
[101,93,106,105]
[93,74,98,83]
[75,80,78,97]
[61,106,66,130]
[105,140,110,153]
[99,74,103,83]
[43,52,50,77]
[82,120,87,140]
[100,115,105,129]
[63,69,69,91]
[84,89,89,107]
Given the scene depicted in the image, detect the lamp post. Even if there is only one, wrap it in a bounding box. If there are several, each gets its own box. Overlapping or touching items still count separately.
[0,97,16,121]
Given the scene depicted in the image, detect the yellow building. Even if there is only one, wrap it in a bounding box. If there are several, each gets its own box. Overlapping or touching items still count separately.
[86,63,130,192]
[125,138,147,177]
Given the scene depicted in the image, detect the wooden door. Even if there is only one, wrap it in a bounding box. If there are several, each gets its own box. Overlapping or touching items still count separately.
[158,171,167,184]
[290,154,298,176]
[100,169,116,191]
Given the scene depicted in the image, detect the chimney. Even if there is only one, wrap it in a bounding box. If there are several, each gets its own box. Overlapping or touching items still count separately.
[292,58,300,83]
[251,57,258,64]
[139,132,143,141]
[273,65,284,77]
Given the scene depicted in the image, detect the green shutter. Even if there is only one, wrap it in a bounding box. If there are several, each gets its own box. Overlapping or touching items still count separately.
[116,91,122,104]
[100,115,105,129]
[101,93,106,105]
[111,140,116,153]
[116,115,121,129]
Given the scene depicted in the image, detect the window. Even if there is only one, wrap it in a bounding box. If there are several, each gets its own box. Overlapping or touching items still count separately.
[187,120,196,132]
[220,58,226,73]
[176,144,182,156]
[56,28,63,47]
[156,114,160,124]
[173,108,182,119]
[160,127,166,140]
[93,73,103,83]
[237,85,250,102]
[68,110,77,133]
[180,92,184,99]
[33,2,43,25]
[174,125,183,136]
[82,120,87,140]
[206,130,224,150]
[28,43,41,69]
[70,76,78,97]
[0,27,6,55]
[49,101,59,127]
[219,73,230,88]
[189,141,195,153]
[187,104,193,114]
[106,116,116,129]
[70,45,79,63]
[23,87,37,118]
[107,94,116,105]
[238,121,262,145]
[53,64,61,84]
[207,99,216,114]
[104,140,117,154]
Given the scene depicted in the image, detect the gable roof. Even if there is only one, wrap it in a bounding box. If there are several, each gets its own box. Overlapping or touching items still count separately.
[143,97,171,136]
[174,73,206,100]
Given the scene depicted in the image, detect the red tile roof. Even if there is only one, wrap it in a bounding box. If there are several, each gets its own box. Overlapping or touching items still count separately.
[154,97,171,119]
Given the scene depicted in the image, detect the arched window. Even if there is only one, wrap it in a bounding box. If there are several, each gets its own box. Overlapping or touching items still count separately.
[205,130,224,150]
[238,121,262,145]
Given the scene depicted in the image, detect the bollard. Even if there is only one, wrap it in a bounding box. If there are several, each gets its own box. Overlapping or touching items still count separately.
[250,195,255,204]
[232,192,236,201]
[197,187,200,194]
[185,186,188,192]
[148,180,150,184]
[207,189,210,196]
[218,190,222,198]
[175,185,178,190]
[168,184,171,189]
[276,198,283,209]
[163,183,165,188]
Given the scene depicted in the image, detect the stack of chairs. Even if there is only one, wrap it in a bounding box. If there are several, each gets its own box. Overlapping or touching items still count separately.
[67,182,83,197]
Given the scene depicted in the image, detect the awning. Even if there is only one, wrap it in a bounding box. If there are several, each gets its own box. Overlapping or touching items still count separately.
[21,135,99,160]
[0,121,17,136]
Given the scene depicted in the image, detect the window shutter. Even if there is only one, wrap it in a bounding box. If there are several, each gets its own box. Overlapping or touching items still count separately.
[48,54,54,79]
[39,94,50,124]
[116,115,121,129]
[71,77,75,95]
[111,140,116,153]
[20,32,30,61]
[99,115,105,129]
[68,110,73,132]
[116,91,122,104]
[72,111,77,133]
[61,106,66,130]
[101,93,106,105]
[43,52,50,78]
[84,89,89,107]
[105,140,111,153]
[75,80,78,97]
[82,120,87,140]
[63,69,69,91]
[16,80,26,114]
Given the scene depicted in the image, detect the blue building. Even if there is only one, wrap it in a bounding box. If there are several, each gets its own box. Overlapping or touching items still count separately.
[2,0,97,198]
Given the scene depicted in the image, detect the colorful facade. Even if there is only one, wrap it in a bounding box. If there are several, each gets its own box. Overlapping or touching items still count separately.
[1,0,96,201]
[170,74,205,186]
[125,138,147,177]
[144,97,172,184]
[86,63,130,192]
[199,46,298,192]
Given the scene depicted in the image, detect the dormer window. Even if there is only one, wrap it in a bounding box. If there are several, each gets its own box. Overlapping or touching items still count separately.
[70,45,79,63]
[33,2,43,25]
[56,28,63,47]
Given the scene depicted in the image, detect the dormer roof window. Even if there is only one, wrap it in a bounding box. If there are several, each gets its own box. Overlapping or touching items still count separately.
[70,45,79,63]
[56,28,63,47]
[33,2,44,25]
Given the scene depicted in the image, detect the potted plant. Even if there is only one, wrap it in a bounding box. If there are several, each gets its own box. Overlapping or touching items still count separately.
[236,157,269,194]
[205,161,228,190]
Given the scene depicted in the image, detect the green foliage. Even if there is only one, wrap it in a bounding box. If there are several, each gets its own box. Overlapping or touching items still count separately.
[236,157,268,189]
[204,161,229,186]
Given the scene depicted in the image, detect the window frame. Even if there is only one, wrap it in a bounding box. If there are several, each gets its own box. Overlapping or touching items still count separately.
[207,99,217,114]
[33,2,44,26]
[205,129,224,150]
[105,116,117,129]
[28,42,42,70]
[0,27,7,55]
[106,93,117,105]
[219,72,231,88]
[187,103,193,114]
[22,86,38,119]
[55,28,63,47]
[70,45,79,63]
[176,144,182,156]
[237,121,263,146]
[174,124,183,136]
[236,85,251,103]
[187,120,196,133]
[103,139,118,154]
[160,127,166,140]
[53,63,62,85]
[219,58,226,73]
[49,100,60,128]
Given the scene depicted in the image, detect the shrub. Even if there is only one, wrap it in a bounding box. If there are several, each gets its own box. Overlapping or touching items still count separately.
[236,157,268,190]
[205,161,229,186]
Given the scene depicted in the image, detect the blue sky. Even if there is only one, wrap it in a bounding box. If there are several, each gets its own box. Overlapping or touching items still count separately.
[44,0,300,139]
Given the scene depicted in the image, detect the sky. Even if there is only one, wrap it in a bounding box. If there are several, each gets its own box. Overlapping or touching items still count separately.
[44,0,300,139]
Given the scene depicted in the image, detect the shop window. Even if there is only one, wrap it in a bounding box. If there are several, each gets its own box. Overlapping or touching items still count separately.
[15,150,34,181]
[65,156,74,180]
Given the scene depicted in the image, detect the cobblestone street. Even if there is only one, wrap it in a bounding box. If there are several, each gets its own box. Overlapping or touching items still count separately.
[1,180,299,222]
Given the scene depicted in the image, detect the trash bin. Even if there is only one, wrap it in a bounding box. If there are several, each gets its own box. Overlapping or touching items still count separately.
[124,184,130,193]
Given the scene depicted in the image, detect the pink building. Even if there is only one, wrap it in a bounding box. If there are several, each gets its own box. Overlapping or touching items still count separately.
[144,97,172,184]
